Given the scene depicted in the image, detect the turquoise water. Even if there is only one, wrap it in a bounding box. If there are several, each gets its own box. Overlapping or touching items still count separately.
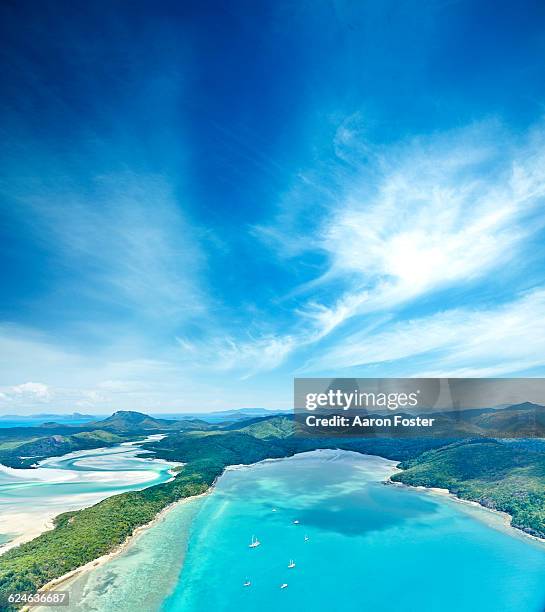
[38,497,204,612]
[58,449,545,612]
[0,437,176,548]
[0,417,96,428]
[164,450,545,612]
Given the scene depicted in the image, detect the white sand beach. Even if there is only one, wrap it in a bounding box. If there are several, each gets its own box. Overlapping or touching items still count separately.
[0,439,178,553]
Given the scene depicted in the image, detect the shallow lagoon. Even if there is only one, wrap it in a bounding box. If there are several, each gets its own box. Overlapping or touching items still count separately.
[0,437,175,550]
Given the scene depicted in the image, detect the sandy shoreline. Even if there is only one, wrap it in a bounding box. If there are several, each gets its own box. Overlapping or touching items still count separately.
[230,450,545,549]
[0,440,180,555]
[2,464,182,555]
[386,474,545,546]
[28,452,328,602]
[25,488,211,611]
[29,450,370,599]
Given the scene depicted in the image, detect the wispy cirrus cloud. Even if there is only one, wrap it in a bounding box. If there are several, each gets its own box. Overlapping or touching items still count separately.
[3,1,545,414]
[176,333,296,380]
[304,119,545,333]
[245,117,545,376]
[304,288,545,377]
[3,118,545,397]
[11,171,209,325]
[0,322,296,412]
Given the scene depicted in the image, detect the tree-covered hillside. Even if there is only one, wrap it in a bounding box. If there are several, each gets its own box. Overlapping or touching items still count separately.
[142,430,290,466]
[392,439,545,537]
[0,461,218,607]
[92,411,212,433]
[0,411,214,468]
[0,430,125,468]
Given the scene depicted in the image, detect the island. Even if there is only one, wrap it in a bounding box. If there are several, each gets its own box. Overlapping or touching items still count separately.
[1,405,545,610]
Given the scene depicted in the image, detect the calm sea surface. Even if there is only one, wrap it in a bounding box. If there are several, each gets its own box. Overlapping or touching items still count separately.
[57,450,545,612]
[0,417,96,428]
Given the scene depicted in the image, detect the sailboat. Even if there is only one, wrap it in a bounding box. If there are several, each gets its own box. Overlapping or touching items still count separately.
[288,559,296,569]
[280,583,288,589]
[248,535,261,548]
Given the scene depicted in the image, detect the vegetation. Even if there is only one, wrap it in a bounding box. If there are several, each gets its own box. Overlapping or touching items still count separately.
[93,411,212,433]
[391,439,545,537]
[0,430,126,468]
[0,462,218,609]
[0,411,211,468]
[222,414,295,438]
[0,418,297,606]
[142,430,290,465]
[1,409,545,609]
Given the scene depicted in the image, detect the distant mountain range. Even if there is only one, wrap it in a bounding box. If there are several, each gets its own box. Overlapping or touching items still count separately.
[92,410,212,432]
[152,408,290,423]
[2,405,545,537]
[2,401,545,470]
[90,409,290,430]
[0,408,287,424]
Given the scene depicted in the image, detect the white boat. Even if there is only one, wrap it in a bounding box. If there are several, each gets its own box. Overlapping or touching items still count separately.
[248,535,261,548]
[280,583,288,589]
[288,559,296,569]
[243,580,251,587]
[293,520,300,524]
[304,535,309,541]
[272,508,277,512]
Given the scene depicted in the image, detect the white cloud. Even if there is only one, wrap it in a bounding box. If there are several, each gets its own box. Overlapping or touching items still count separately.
[0,324,293,412]
[244,118,545,376]
[1,382,51,403]
[305,288,545,376]
[0,325,177,412]
[309,119,545,333]
[177,334,296,379]
[3,116,545,401]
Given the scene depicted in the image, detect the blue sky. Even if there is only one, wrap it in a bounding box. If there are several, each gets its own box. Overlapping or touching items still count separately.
[1,0,545,413]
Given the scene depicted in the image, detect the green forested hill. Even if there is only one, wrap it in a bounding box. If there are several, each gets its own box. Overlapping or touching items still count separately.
[392,439,545,537]
[142,430,289,466]
[0,411,215,468]
[0,430,125,468]
[92,410,212,433]
[0,426,294,607]
[0,462,218,607]
[225,415,295,439]
[218,414,446,461]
